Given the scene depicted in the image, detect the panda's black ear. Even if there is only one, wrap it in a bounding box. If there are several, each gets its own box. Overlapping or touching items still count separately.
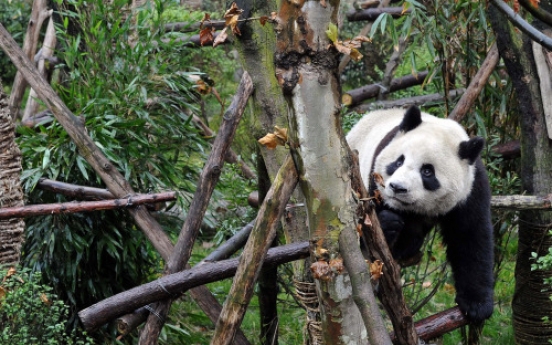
[459,137,485,164]
[399,106,422,132]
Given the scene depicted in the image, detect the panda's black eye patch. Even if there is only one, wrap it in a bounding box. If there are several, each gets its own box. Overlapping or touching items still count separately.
[386,155,405,176]
[421,164,440,191]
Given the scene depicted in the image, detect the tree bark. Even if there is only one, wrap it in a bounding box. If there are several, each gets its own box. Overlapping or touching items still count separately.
[0,78,25,265]
[78,241,309,331]
[274,1,390,343]
[489,2,552,343]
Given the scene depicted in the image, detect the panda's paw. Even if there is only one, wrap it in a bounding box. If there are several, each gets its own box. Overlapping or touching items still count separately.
[378,210,404,244]
[456,295,494,324]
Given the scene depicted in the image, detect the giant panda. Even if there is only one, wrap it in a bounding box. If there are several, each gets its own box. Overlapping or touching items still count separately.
[346,105,494,324]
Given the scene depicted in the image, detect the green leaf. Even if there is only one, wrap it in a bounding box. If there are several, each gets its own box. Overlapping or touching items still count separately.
[42,148,51,170]
[326,23,338,43]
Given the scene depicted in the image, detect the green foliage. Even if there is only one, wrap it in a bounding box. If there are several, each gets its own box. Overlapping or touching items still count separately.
[0,268,95,345]
[531,231,552,304]
[18,0,210,323]
[0,0,31,86]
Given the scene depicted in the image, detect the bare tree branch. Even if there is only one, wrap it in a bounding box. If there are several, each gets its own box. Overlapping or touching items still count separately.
[490,0,552,50]
[448,43,500,122]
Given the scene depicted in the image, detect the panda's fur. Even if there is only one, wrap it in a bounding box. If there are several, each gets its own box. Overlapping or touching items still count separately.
[347,106,494,324]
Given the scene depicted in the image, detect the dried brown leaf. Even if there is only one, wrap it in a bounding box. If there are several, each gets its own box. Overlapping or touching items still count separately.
[373,172,384,187]
[329,258,344,274]
[260,16,269,26]
[213,27,229,47]
[368,260,384,280]
[258,133,279,150]
[311,260,332,281]
[199,27,214,46]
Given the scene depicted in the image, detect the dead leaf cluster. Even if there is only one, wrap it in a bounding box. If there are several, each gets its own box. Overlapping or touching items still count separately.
[326,23,371,62]
[366,259,384,280]
[198,3,277,47]
[258,126,288,149]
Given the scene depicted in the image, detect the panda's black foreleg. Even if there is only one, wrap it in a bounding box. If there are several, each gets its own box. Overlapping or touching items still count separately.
[439,162,494,324]
[378,209,404,246]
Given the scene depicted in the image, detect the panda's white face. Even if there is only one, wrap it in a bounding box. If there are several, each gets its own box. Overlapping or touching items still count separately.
[374,119,477,216]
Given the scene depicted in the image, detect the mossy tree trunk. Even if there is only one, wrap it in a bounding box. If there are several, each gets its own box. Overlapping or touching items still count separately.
[234,1,318,343]
[489,3,552,344]
[0,78,25,265]
[273,1,389,343]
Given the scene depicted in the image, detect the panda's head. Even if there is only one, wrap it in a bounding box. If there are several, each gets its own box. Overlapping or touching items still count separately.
[373,106,484,216]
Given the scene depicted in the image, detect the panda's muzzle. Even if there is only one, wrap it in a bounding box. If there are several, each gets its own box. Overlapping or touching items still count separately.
[390,182,408,194]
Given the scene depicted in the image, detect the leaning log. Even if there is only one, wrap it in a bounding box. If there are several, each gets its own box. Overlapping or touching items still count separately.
[78,241,310,331]
[342,71,429,107]
[0,192,176,219]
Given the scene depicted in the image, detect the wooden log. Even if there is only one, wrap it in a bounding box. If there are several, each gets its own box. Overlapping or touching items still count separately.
[211,156,299,345]
[346,7,411,22]
[389,307,468,343]
[117,220,255,344]
[353,89,465,113]
[8,0,51,119]
[342,71,429,107]
[164,21,226,33]
[78,241,310,331]
[448,43,500,122]
[191,114,256,180]
[491,140,520,160]
[491,195,552,209]
[200,220,254,263]
[0,192,176,219]
[139,71,254,344]
[37,178,114,200]
[350,149,418,344]
[23,16,57,121]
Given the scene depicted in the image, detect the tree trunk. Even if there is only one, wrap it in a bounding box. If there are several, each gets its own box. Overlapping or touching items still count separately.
[233,0,320,343]
[274,1,390,343]
[489,3,552,343]
[0,78,25,265]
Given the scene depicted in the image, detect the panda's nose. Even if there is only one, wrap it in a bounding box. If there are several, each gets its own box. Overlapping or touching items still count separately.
[390,183,407,194]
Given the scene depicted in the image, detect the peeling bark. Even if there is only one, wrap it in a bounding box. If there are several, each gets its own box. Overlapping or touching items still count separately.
[0,78,25,265]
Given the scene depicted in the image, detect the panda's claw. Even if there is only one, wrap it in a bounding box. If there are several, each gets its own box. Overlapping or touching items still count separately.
[378,210,404,245]
[456,295,494,324]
